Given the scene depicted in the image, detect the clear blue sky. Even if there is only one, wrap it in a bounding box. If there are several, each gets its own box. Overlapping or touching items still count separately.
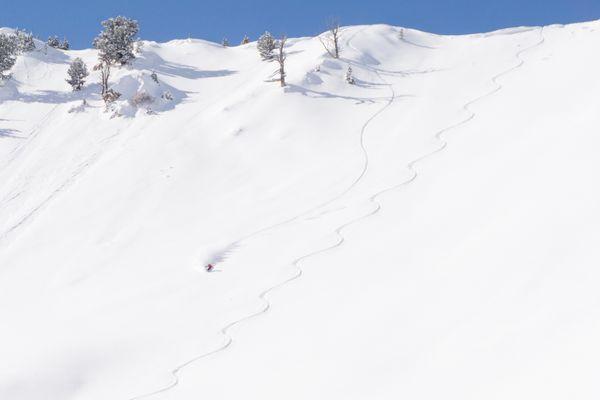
[2,0,599,48]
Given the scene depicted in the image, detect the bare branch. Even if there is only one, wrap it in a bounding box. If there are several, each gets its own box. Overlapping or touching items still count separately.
[319,18,341,59]
[318,36,336,58]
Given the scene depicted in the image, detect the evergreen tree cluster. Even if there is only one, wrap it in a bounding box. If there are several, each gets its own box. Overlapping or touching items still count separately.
[2,15,349,104]
[47,35,69,50]
[14,30,35,53]
[0,29,36,81]
[0,33,17,80]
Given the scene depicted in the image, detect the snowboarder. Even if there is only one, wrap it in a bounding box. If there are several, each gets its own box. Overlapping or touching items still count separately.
[205,264,214,272]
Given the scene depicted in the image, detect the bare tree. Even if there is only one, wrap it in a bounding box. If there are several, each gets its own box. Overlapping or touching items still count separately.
[319,18,341,59]
[94,57,120,104]
[275,36,287,87]
[93,60,111,98]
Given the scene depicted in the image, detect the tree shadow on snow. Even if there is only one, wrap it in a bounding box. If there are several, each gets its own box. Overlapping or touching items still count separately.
[0,128,23,138]
[286,84,414,104]
[153,62,236,80]
[135,51,237,80]
[12,82,103,104]
[352,78,389,88]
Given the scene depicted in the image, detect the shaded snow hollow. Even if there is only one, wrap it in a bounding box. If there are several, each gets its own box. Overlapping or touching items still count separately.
[1,22,600,400]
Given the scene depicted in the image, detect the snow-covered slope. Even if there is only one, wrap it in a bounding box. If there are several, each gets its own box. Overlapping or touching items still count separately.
[1,21,599,400]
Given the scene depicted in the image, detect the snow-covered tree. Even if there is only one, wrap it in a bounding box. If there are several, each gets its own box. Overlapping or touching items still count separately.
[93,16,138,103]
[47,35,60,48]
[66,58,89,91]
[319,19,341,59]
[257,31,276,60]
[345,66,355,84]
[93,16,140,66]
[47,36,69,51]
[241,35,250,45]
[14,30,35,53]
[150,71,159,84]
[133,40,144,54]
[222,38,229,47]
[58,38,70,50]
[0,34,17,80]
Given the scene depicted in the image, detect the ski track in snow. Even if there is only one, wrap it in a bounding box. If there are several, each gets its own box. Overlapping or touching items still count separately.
[126,27,546,400]
[4,54,57,169]
[0,127,126,245]
[126,27,397,400]
[2,104,59,170]
[0,49,133,243]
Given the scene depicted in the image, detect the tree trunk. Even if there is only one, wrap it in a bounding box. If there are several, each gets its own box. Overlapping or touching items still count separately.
[278,36,287,87]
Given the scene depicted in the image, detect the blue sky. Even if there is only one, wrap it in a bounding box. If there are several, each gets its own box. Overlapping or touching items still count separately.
[2,0,599,48]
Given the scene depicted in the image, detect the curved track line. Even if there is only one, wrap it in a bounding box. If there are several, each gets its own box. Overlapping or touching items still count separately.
[310,29,546,266]
[326,29,546,251]
[294,28,547,309]
[217,26,437,244]
[215,28,395,248]
[127,26,545,400]
[126,27,397,400]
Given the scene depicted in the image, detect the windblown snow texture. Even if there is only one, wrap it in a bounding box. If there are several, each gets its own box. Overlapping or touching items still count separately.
[1,22,600,400]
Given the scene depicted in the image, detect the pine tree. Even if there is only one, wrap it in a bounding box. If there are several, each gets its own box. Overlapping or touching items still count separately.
[47,35,60,48]
[257,31,276,60]
[222,38,229,47]
[345,66,355,84]
[241,35,250,45]
[66,58,89,91]
[93,16,140,66]
[58,38,70,50]
[0,33,17,80]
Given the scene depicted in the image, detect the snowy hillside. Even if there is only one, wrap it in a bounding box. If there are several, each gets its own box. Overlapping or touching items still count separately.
[1,20,600,400]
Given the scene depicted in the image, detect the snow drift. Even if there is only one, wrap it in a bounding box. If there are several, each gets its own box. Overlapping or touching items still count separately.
[1,21,600,400]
